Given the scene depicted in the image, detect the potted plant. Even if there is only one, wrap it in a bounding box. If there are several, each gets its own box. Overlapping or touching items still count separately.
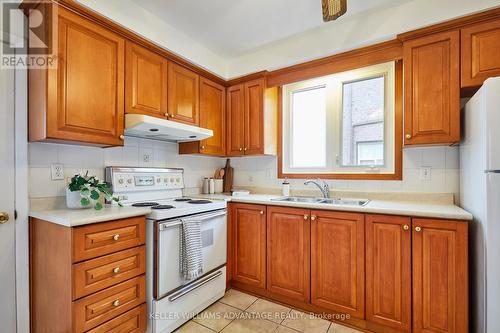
[66,172,121,210]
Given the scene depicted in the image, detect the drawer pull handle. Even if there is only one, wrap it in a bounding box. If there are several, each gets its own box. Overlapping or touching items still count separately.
[113,234,120,241]
[113,300,120,307]
[113,267,120,274]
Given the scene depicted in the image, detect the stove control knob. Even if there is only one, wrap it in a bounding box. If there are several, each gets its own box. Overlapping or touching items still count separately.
[157,178,161,183]
[170,178,174,183]
[176,178,180,183]
[118,179,124,185]
[127,179,133,185]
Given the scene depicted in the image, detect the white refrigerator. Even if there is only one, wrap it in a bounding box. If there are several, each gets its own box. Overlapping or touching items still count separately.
[460,77,500,333]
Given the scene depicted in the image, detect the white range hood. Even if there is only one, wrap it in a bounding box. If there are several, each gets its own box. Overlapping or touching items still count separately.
[124,114,213,142]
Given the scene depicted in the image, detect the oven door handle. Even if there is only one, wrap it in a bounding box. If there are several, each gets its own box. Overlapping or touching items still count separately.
[158,209,227,231]
[167,270,223,302]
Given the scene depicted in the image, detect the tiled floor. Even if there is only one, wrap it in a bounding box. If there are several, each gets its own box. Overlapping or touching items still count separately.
[174,289,363,333]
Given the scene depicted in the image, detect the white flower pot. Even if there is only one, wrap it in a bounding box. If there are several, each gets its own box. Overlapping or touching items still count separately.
[66,188,91,209]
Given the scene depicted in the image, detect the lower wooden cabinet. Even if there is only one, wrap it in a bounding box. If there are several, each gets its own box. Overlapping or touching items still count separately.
[311,210,365,319]
[267,206,310,302]
[227,203,468,333]
[30,216,147,333]
[366,214,411,332]
[412,218,468,333]
[231,203,267,289]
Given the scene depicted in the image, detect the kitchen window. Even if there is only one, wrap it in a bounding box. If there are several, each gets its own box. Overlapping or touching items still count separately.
[281,61,401,179]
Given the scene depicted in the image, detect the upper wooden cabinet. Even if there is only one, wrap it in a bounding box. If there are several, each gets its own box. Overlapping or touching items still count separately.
[366,214,411,332]
[310,210,365,319]
[227,79,278,156]
[267,206,310,302]
[179,78,226,156]
[125,42,168,118]
[168,63,199,125]
[29,7,125,147]
[403,30,460,146]
[231,203,267,289]
[461,19,500,89]
[412,218,468,333]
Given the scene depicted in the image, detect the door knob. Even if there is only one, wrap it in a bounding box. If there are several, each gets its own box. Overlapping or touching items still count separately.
[0,212,9,224]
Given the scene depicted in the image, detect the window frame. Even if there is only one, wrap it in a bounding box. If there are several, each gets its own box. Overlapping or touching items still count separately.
[277,60,403,180]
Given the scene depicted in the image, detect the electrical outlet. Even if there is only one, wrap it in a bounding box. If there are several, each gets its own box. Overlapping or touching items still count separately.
[143,153,151,163]
[420,166,432,181]
[51,164,64,180]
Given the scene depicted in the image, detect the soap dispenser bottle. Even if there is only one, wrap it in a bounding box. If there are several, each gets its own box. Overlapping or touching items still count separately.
[282,178,290,196]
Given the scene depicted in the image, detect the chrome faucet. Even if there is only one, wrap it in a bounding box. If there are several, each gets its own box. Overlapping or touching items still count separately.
[304,179,330,198]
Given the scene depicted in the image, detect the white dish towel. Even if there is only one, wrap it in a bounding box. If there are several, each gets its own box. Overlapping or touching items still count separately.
[179,218,204,280]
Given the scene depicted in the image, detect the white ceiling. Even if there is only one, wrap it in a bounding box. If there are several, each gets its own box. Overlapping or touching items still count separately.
[130,0,411,57]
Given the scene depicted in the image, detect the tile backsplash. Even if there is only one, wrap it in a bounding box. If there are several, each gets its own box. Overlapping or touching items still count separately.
[28,137,226,198]
[29,139,460,201]
[229,146,460,199]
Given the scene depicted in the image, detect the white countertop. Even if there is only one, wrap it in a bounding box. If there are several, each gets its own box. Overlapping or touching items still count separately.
[29,206,151,227]
[198,193,473,221]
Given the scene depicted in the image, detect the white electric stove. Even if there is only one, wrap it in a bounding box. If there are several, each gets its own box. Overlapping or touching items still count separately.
[105,167,228,333]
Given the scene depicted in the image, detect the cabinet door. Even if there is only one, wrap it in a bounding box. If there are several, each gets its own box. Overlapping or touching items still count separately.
[125,42,168,118]
[227,84,245,156]
[199,78,226,155]
[231,203,266,289]
[267,207,310,302]
[244,79,265,155]
[462,20,500,88]
[403,30,460,145]
[366,215,411,332]
[51,8,125,146]
[168,63,199,125]
[311,210,365,318]
[412,219,468,333]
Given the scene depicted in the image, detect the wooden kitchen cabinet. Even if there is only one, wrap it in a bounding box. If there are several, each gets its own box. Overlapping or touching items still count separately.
[461,19,500,90]
[412,218,468,333]
[126,42,168,118]
[310,210,365,319]
[403,30,460,146]
[227,79,278,156]
[29,6,125,147]
[30,216,147,333]
[365,214,411,332]
[231,203,267,289]
[267,206,310,302]
[168,62,199,125]
[179,77,226,156]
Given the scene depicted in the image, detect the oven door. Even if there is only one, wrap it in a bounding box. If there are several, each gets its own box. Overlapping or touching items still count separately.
[156,209,227,299]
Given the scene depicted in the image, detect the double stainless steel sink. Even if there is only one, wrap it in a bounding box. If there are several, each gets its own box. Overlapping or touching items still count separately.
[271,196,370,206]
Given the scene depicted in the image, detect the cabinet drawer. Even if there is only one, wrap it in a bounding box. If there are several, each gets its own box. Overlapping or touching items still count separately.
[86,304,147,333]
[73,275,146,332]
[73,246,146,299]
[73,217,146,262]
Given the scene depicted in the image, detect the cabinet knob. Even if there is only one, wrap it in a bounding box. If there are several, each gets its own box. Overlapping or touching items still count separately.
[164,113,169,117]
[170,114,175,118]
[405,134,412,140]
[113,234,120,241]
[239,148,243,151]
[201,146,205,150]
[113,300,120,307]
[415,226,422,232]
[119,135,125,140]
[403,224,409,230]
[303,215,309,220]
[260,211,264,215]
[244,147,248,151]
[113,267,120,274]
[311,215,317,221]
[0,212,9,224]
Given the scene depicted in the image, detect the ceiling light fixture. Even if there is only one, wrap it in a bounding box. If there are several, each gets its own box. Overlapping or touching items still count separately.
[322,0,347,22]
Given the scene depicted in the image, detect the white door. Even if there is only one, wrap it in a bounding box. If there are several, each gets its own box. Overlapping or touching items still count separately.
[0,41,17,333]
